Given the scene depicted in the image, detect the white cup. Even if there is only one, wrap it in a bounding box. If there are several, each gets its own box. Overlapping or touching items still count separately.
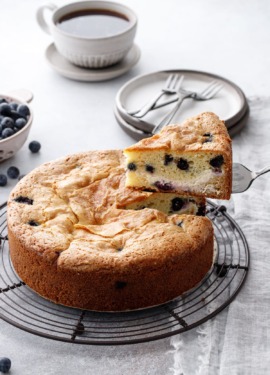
[37,1,137,68]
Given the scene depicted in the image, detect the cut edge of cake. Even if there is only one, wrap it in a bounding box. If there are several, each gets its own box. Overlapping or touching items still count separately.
[123,112,232,200]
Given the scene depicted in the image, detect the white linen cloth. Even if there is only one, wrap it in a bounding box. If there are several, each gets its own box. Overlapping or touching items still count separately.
[169,97,270,375]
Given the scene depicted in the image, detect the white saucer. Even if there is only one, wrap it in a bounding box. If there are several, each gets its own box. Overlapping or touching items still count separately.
[115,69,248,130]
[45,43,141,82]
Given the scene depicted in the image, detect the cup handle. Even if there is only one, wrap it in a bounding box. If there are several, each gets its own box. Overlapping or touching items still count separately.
[36,3,57,35]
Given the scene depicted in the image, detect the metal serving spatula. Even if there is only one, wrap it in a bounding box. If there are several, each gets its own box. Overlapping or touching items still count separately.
[232,163,270,193]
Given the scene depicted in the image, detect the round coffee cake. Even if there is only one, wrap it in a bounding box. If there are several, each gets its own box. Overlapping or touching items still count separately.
[7,150,214,311]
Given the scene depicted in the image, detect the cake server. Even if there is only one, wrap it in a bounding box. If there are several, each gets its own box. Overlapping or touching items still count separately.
[232,163,270,193]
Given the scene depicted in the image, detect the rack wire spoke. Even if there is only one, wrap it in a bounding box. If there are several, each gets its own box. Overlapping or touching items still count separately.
[0,201,249,345]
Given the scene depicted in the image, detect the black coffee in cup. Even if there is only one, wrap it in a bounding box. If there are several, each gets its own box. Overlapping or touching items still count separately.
[57,9,130,38]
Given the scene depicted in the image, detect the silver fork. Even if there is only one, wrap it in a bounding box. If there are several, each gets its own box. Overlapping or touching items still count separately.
[232,163,270,193]
[129,74,183,118]
[153,80,223,134]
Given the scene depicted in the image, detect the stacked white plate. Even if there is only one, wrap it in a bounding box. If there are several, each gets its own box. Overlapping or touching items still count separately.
[114,69,249,140]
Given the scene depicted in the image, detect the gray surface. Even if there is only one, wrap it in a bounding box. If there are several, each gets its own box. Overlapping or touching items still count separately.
[1,0,270,374]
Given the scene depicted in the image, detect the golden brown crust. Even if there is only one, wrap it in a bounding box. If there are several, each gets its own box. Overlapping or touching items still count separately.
[124,112,231,153]
[7,150,214,311]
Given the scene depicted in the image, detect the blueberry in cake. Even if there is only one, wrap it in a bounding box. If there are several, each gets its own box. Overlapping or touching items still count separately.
[124,112,232,199]
[7,150,213,311]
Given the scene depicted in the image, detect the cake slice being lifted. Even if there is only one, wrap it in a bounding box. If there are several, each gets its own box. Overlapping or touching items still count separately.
[124,112,232,200]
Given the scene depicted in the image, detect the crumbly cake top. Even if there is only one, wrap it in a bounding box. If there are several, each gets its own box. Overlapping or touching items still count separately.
[124,112,231,153]
[7,150,212,270]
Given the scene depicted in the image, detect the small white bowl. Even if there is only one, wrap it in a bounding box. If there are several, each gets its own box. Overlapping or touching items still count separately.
[0,89,33,162]
[37,1,138,68]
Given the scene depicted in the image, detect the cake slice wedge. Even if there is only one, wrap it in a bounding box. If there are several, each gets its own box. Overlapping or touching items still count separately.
[124,112,232,199]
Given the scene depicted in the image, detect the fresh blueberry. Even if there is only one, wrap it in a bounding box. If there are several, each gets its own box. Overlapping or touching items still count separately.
[0,103,12,116]
[10,110,22,120]
[1,117,14,129]
[145,164,155,173]
[2,128,14,138]
[7,166,20,179]
[9,102,18,110]
[177,158,189,170]
[0,357,11,373]
[0,174,8,187]
[210,155,224,168]
[15,118,27,130]
[0,98,7,104]
[164,154,174,165]
[171,197,185,211]
[29,140,41,153]
[127,162,137,171]
[17,104,30,118]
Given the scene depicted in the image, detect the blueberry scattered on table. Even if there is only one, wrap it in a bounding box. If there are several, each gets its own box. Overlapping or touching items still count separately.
[7,166,20,179]
[0,357,11,373]
[0,174,8,187]
[29,140,41,153]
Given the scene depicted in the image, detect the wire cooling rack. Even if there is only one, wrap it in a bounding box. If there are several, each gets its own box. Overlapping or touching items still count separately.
[0,200,249,345]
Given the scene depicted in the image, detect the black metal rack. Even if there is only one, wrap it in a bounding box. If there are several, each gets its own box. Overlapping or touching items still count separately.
[0,201,249,345]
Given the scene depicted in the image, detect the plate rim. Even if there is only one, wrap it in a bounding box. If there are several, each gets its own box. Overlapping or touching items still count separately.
[116,68,247,126]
